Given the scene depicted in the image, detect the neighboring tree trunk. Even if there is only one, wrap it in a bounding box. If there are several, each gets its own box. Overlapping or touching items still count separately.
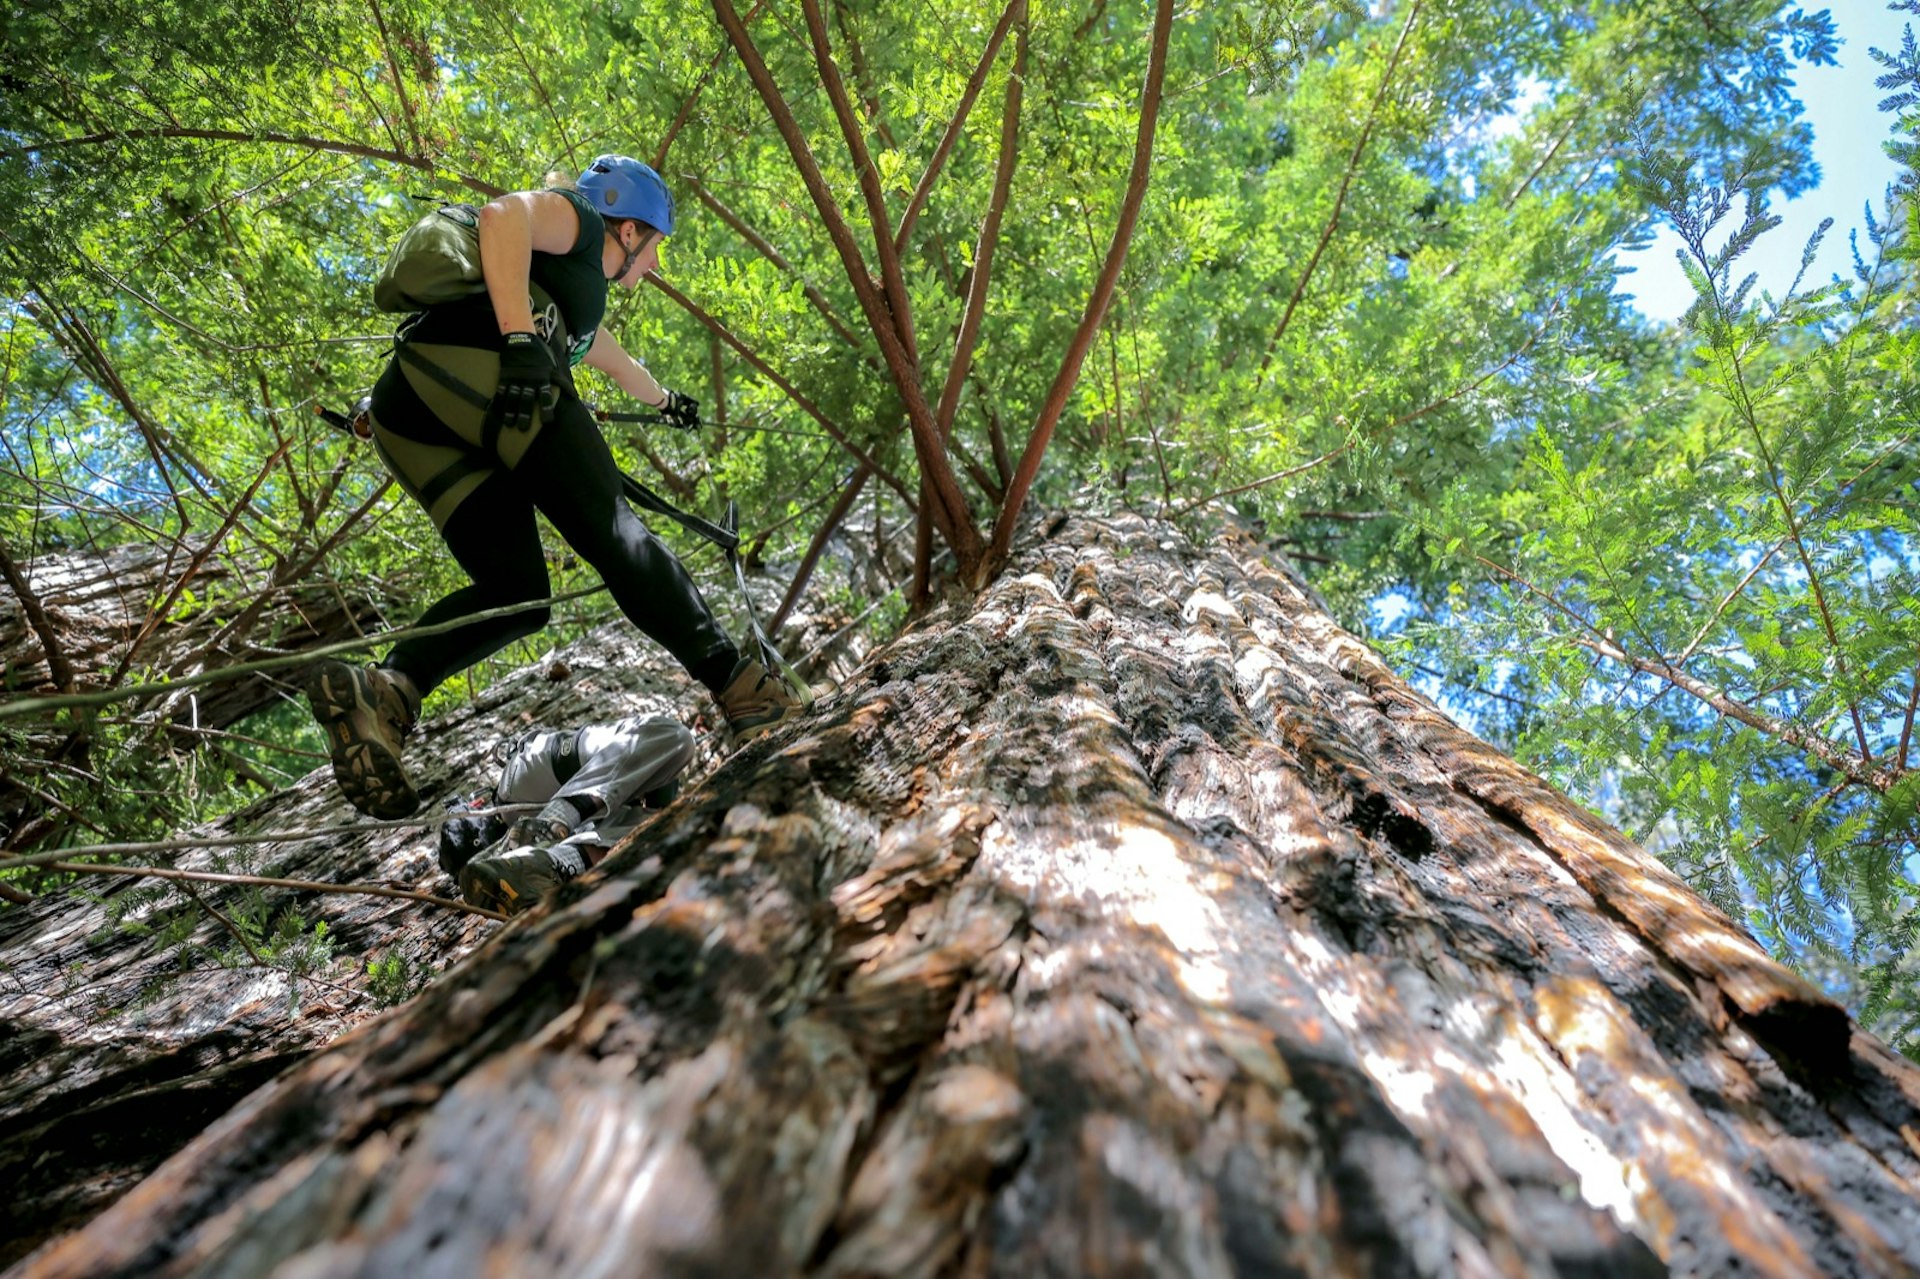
[0,539,387,720]
[16,511,1920,1277]
[0,556,876,1268]
[0,539,391,852]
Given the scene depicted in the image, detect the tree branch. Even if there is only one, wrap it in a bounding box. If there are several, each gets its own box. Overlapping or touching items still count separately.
[893,0,1024,254]
[682,175,868,351]
[1475,552,1901,795]
[0,535,76,693]
[40,861,507,921]
[710,0,980,567]
[1256,1,1423,380]
[644,274,914,504]
[771,467,872,636]
[801,0,919,358]
[367,0,426,158]
[985,0,1173,576]
[655,1,766,169]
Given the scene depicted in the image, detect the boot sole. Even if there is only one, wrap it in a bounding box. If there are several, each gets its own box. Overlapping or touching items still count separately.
[306,661,419,819]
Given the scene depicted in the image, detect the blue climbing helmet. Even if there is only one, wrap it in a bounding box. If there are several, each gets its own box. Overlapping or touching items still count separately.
[576,155,675,235]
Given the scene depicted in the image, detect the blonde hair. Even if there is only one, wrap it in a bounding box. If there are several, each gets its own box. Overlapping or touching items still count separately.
[542,169,577,191]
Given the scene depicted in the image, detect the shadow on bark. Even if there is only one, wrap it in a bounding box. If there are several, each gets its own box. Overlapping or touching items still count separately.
[13,510,1920,1278]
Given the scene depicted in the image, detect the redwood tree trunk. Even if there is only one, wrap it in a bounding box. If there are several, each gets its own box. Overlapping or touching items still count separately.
[17,511,1920,1278]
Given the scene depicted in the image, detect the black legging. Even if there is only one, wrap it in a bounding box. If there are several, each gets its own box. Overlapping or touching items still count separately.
[381,395,738,696]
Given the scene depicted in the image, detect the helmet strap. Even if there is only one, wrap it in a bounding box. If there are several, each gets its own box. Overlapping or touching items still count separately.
[610,223,652,282]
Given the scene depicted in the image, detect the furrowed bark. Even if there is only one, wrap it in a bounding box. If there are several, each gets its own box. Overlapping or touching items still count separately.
[17,510,1920,1278]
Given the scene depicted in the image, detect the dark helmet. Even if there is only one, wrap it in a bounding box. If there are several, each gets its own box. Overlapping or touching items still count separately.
[576,155,675,235]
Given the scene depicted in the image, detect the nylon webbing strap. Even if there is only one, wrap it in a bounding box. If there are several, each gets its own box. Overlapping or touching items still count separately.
[417,453,488,510]
[395,340,490,411]
[618,475,738,551]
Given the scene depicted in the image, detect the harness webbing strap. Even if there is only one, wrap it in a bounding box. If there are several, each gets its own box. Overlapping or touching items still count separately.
[359,338,805,706]
[395,341,490,411]
[417,453,489,511]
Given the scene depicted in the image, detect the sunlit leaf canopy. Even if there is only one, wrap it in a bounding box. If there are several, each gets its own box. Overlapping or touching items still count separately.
[3,0,1916,1046]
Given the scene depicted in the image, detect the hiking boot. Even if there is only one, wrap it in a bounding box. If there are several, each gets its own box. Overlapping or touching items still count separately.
[507,798,579,851]
[716,652,799,742]
[306,660,422,819]
[458,840,589,916]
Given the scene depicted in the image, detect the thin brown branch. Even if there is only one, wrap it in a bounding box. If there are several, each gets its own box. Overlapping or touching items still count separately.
[1181,289,1559,517]
[710,0,979,567]
[0,584,607,723]
[503,17,578,172]
[32,295,197,530]
[951,435,1005,505]
[645,274,914,504]
[0,803,544,876]
[179,478,397,671]
[41,861,507,921]
[985,0,1172,575]
[109,439,292,693]
[771,466,871,636]
[5,127,438,173]
[981,385,1013,485]
[1474,552,1899,795]
[801,0,917,359]
[710,331,731,502]
[935,0,1026,440]
[1899,665,1918,773]
[920,1,1027,586]
[655,1,767,169]
[0,536,76,693]
[893,0,1024,254]
[1257,1,1423,380]
[683,176,867,350]
[1730,353,1872,759]
[178,879,268,965]
[368,0,425,157]
[1672,539,1786,670]
[1502,112,1576,211]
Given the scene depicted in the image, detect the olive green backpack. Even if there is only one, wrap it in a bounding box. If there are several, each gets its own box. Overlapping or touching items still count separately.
[373,204,488,313]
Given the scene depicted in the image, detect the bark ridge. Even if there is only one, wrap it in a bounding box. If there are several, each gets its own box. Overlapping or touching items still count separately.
[17,511,1920,1279]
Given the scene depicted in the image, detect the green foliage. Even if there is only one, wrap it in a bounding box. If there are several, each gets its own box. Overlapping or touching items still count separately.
[1403,104,1918,1049]
[365,949,431,1008]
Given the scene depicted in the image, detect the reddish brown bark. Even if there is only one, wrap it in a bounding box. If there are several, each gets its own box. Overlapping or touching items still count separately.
[710,0,982,572]
[12,511,1920,1277]
[985,0,1175,579]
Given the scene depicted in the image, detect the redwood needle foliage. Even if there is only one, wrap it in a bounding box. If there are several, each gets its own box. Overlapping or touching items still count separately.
[2,0,1914,1046]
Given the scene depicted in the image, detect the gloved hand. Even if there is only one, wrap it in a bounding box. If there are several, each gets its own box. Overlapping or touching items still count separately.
[659,388,701,431]
[487,332,556,437]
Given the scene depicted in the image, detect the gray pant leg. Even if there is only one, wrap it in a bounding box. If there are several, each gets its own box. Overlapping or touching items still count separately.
[553,716,695,821]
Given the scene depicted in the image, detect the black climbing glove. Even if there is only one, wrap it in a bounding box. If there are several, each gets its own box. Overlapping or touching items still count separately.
[659,388,701,431]
[487,332,556,437]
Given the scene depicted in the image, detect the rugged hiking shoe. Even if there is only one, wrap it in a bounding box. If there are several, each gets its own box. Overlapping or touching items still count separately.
[716,652,800,742]
[458,841,589,917]
[306,661,422,819]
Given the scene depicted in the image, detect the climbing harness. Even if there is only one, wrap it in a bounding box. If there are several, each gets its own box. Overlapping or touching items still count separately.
[315,380,805,703]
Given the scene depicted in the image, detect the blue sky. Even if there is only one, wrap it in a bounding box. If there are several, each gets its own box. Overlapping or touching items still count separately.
[1620,0,1911,323]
